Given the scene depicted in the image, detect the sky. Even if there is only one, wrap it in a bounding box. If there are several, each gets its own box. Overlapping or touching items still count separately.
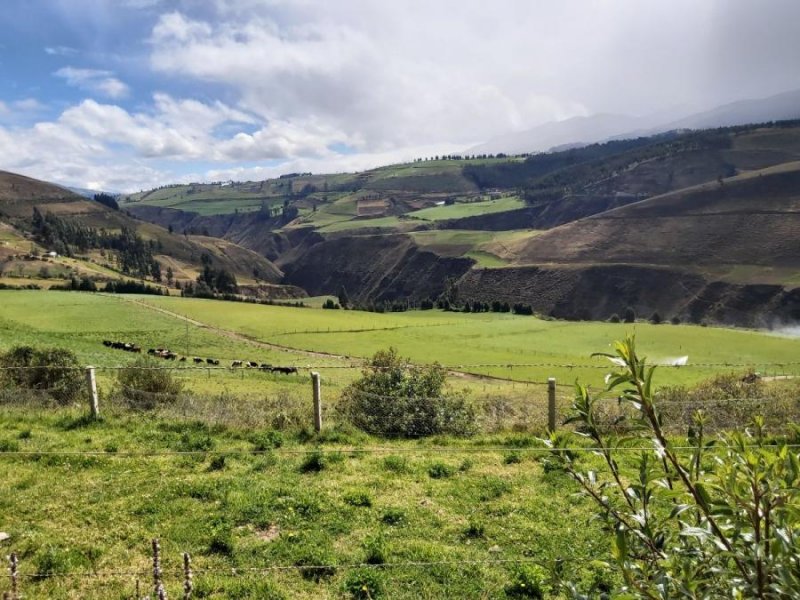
[0,0,798,192]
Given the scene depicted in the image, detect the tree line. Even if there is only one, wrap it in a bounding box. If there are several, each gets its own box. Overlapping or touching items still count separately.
[31,208,162,279]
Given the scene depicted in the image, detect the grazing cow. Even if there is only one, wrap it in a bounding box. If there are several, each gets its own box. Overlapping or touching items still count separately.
[193,357,204,364]
[131,346,142,353]
[231,360,243,368]
[179,357,187,362]
[207,358,219,366]
[247,361,259,368]
[164,352,177,360]
[259,363,272,371]
[102,340,113,347]
[147,349,157,355]
[272,366,298,375]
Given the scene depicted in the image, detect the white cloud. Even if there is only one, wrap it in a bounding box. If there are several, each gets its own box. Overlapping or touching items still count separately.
[54,66,131,99]
[148,6,588,152]
[45,46,78,56]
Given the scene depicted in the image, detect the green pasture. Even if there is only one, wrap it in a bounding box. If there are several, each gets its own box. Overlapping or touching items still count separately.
[132,295,800,387]
[0,408,613,599]
[406,196,525,221]
[3,290,800,394]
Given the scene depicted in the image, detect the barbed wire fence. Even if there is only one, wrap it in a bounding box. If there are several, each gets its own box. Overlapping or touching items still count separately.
[0,357,798,434]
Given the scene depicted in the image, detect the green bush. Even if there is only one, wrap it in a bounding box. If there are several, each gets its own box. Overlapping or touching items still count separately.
[0,346,84,405]
[339,347,476,437]
[116,356,183,409]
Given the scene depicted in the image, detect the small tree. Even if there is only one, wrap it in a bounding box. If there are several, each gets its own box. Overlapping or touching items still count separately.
[339,348,475,437]
[116,356,183,409]
[623,306,635,323]
[0,346,84,405]
[547,336,800,598]
[649,311,662,324]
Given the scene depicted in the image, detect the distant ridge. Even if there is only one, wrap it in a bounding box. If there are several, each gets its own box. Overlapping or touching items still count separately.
[468,88,800,156]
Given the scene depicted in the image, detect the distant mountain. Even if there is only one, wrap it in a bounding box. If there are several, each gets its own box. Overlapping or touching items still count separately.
[467,113,648,156]
[468,89,800,156]
[659,88,800,131]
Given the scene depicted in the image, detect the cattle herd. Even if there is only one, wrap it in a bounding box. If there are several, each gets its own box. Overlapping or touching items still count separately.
[101,340,299,374]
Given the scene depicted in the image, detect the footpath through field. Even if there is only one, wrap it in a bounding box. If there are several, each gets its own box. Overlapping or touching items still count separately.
[113,294,526,383]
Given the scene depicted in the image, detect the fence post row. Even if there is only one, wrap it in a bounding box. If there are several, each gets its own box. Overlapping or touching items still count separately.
[548,377,557,433]
[86,366,99,419]
[311,371,322,432]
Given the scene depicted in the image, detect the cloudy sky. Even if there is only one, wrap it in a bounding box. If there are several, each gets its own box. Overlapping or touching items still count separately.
[0,0,798,192]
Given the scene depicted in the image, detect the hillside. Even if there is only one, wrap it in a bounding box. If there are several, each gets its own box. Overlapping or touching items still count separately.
[510,162,800,272]
[0,170,286,292]
[116,121,800,326]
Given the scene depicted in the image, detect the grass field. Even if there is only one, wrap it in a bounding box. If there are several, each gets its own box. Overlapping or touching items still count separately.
[406,196,525,221]
[3,291,800,391]
[0,408,615,599]
[2,290,800,598]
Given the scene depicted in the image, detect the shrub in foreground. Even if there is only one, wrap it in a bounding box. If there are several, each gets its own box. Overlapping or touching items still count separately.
[0,346,84,405]
[547,336,800,598]
[116,356,183,409]
[339,347,476,437]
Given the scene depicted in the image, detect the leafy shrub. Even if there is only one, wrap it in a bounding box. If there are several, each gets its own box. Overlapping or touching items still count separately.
[116,356,183,409]
[0,346,84,405]
[549,336,800,598]
[339,347,476,437]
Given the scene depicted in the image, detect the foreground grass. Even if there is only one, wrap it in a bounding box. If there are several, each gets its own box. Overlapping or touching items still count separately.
[0,407,611,599]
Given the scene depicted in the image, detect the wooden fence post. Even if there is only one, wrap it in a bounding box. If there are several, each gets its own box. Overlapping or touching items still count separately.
[86,366,99,419]
[547,378,557,433]
[8,552,18,600]
[311,372,322,432]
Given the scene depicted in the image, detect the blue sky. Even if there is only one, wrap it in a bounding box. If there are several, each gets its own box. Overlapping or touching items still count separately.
[0,0,798,192]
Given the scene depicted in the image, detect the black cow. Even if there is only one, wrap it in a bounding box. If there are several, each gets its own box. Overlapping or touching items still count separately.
[231,360,243,368]
[272,366,298,375]
[246,361,259,368]
[193,357,204,364]
[207,358,219,365]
